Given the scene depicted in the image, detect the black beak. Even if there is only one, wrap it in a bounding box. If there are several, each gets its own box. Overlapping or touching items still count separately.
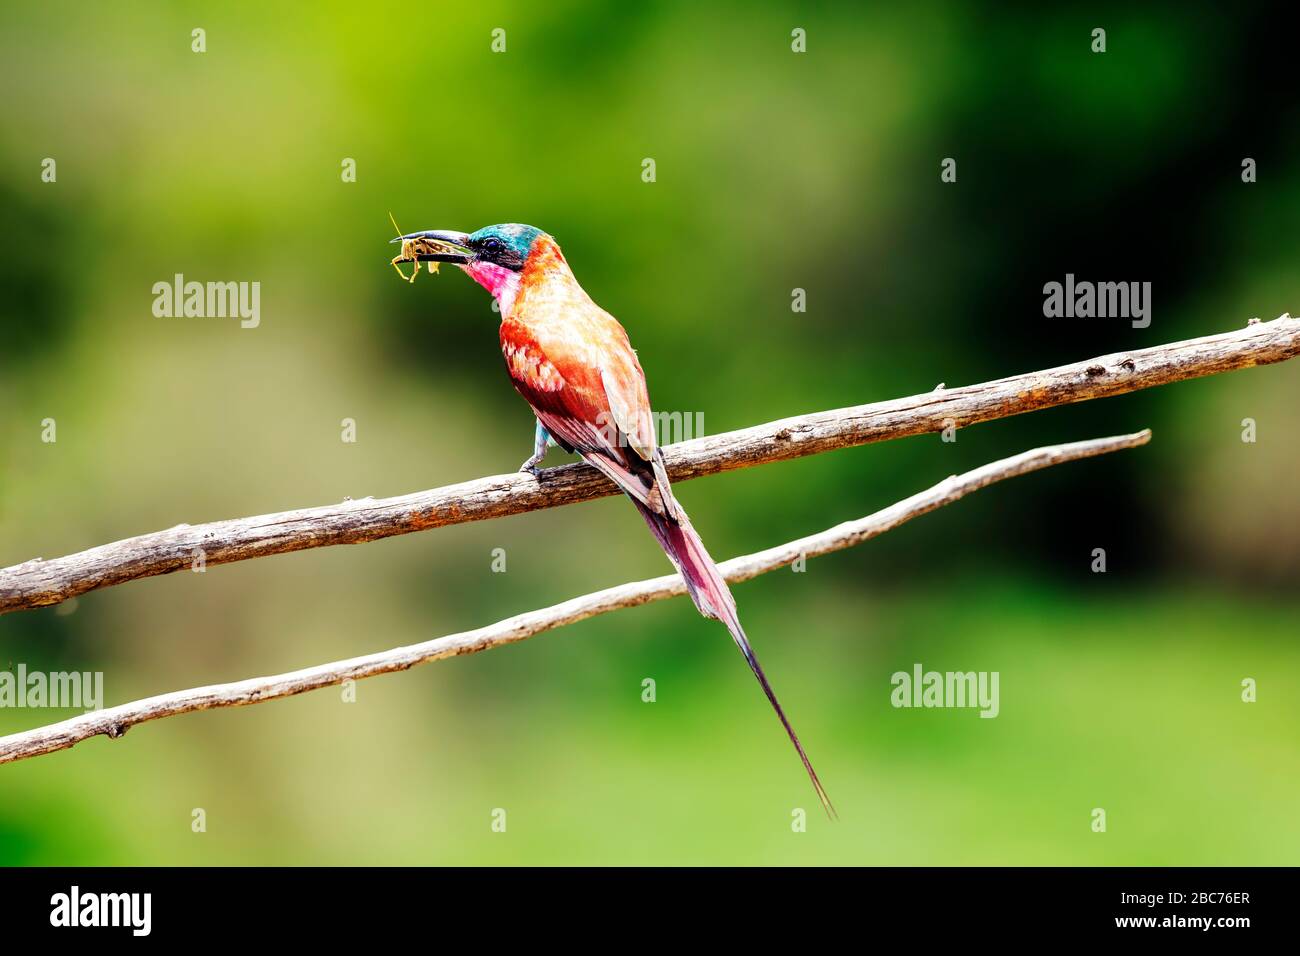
[390,229,473,264]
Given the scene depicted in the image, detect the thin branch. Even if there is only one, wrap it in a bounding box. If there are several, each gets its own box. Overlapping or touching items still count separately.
[1,314,1295,614]
[0,430,1150,765]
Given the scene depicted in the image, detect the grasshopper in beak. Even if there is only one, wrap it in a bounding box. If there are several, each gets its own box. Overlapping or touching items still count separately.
[388,214,474,283]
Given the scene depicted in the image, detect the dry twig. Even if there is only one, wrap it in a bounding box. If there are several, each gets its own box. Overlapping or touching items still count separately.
[0,430,1150,764]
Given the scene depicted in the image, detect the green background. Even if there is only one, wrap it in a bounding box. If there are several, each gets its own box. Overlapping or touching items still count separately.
[1,2,1297,864]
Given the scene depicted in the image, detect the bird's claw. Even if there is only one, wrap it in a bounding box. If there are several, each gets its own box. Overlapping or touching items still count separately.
[518,457,545,477]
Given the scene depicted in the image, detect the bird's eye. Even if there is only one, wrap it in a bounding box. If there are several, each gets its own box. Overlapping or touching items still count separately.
[483,237,504,254]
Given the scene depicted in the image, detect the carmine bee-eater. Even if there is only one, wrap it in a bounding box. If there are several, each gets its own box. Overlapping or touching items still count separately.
[392,223,834,816]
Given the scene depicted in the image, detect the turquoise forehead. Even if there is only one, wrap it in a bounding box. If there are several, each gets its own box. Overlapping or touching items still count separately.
[469,223,544,254]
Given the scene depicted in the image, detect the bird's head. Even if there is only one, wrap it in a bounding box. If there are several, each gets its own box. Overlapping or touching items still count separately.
[390,223,550,307]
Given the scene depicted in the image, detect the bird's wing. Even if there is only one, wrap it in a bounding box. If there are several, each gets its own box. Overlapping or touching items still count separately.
[595,337,657,463]
[501,313,665,513]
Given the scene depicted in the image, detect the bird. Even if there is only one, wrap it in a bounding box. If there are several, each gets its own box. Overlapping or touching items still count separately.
[392,222,834,817]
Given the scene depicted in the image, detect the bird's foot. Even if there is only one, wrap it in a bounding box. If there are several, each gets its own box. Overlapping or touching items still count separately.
[520,422,552,476]
[518,453,546,477]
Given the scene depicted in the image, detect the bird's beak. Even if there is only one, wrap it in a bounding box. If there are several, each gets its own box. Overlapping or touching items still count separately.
[389,229,474,264]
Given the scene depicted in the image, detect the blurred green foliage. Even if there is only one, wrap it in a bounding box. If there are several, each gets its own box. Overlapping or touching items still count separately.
[1,2,1296,864]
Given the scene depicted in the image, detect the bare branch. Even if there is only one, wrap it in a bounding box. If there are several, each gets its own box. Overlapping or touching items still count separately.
[1,314,1294,614]
[0,430,1151,765]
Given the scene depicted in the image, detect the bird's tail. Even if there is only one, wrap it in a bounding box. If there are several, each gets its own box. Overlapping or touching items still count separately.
[632,496,836,819]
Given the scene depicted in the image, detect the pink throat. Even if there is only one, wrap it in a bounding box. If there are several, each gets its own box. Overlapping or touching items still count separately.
[461,261,520,314]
